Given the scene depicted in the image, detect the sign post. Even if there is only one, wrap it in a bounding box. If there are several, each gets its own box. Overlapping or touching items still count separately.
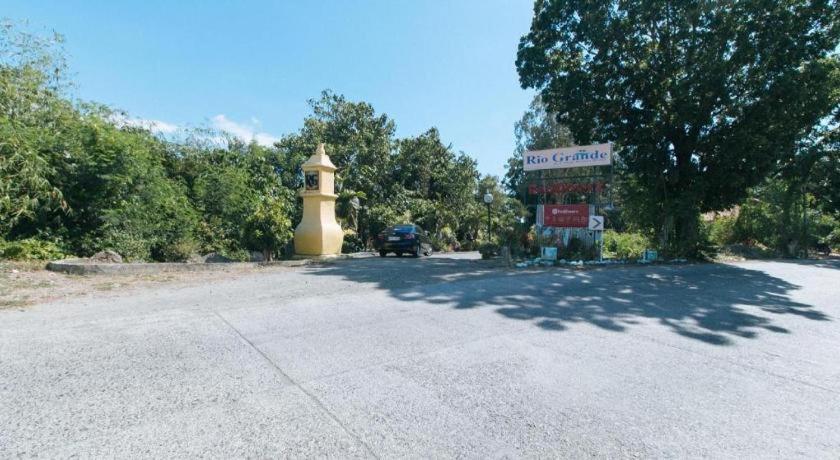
[525,143,613,262]
[589,215,605,261]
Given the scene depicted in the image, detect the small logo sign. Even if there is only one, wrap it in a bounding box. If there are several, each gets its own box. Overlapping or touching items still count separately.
[588,215,604,230]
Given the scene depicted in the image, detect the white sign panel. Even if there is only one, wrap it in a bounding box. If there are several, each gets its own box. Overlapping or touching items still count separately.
[523,143,612,171]
[541,247,557,261]
[588,215,604,230]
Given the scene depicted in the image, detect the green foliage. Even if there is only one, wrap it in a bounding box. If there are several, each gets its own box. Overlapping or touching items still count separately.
[706,216,738,247]
[727,175,839,256]
[243,195,295,260]
[430,226,459,252]
[365,204,405,241]
[700,173,840,258]
[0,238,65,261]
[0,23,71,235]
[559,237,595,261]
[516,0,840,257]
[157,238,200,263]
[341,229,365,254]
[603,230,649,260]
[66,119,201,261]
[478,241,500,260]
[823,226,840,252]
[190,155,258,253]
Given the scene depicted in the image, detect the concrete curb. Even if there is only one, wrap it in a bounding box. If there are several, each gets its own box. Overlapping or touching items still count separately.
[46,254,363,276]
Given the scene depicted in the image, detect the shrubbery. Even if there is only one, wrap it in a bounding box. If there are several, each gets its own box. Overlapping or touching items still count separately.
[702,179,839,257]
[706,215,737,247]
[478,241,500,260]
[602,230,649,260]
[822,226,840,253]
[0,238,65,261]
[341,230,366,253]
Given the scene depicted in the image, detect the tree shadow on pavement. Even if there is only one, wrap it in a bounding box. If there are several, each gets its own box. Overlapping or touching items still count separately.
[307,256,831,346]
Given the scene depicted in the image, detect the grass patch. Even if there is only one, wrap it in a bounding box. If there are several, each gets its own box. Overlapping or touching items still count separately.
[0,260,48,272]
[0,297,30,309]
[93,282,121,291]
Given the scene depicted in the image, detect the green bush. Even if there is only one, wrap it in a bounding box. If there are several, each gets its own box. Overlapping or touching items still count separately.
[562,237,583,260]
[478,241,500,259]
[809,212,838,250]
[820,222,840,253]
[603,230,649,260]
[155,238,200,262]
[0,238,66,261]
[707,215,738,246]
[243,195,295,260]
[364,204,405,240]
[429,226,459,252]
[341,230,366,253]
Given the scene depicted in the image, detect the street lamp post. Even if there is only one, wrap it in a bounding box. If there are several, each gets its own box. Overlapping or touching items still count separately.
[483,192,494,241]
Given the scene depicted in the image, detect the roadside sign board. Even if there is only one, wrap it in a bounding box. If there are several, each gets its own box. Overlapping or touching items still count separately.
[540,204,589,228]
[523,143,612,171]
[588,215,604,231]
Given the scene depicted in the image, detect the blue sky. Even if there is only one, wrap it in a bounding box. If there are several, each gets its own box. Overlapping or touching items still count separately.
[5,0,536,176]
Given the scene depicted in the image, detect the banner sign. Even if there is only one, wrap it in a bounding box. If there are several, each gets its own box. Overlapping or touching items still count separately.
[528,181,606,195]
[523,143,612,171]
[540,204,590,228]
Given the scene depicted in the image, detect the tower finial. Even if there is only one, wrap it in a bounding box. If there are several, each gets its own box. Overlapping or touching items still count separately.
[315,143,326,156]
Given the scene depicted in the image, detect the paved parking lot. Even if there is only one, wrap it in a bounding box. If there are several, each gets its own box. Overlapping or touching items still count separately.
[2,254,839,457]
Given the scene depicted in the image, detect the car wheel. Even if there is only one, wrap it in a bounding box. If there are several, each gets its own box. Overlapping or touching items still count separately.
[413,244,422,258]
[379,250,387,257]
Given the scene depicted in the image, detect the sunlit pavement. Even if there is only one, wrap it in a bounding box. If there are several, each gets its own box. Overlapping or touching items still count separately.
[2,255,839,457]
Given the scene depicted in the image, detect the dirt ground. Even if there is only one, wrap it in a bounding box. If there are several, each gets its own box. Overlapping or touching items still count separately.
[0,261,272,310]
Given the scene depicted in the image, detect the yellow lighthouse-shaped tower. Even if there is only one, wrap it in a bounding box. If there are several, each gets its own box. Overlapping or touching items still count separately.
[294,143,344,256]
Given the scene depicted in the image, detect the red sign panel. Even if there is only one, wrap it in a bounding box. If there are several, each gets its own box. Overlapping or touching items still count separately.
[528,181,606,195]
[543,204,590,227]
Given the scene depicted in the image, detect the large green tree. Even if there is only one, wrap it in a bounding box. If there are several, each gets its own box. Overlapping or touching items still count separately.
[390,128,482,240]
[516,0,840,256]
[276,90,396,203]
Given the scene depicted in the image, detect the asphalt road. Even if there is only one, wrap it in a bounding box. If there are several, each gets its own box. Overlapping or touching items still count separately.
[2,254,839,458]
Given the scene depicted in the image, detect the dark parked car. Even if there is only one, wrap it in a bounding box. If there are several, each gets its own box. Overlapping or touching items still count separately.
[375,224,433,257]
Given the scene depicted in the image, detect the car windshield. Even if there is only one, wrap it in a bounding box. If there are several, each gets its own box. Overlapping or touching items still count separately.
[387,225,414,233]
